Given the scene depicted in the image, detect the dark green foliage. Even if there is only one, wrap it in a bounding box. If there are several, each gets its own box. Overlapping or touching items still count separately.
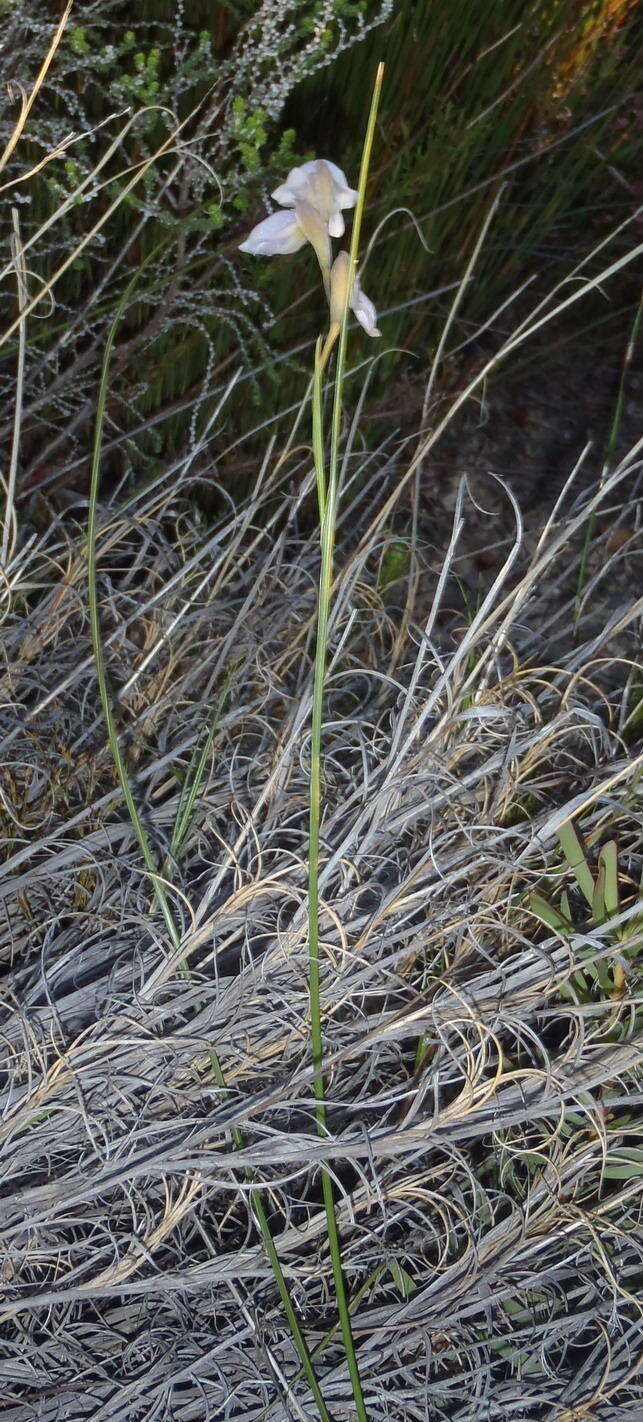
[0,1,392,494]
[0,0,639,501]
[285,0,641,356]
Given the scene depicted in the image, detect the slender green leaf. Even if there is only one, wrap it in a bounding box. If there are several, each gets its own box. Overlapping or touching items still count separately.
[557,821,595,907]
[599,840,619,919]
[528,892,572,935]
[169,668,235,862]
[592,860,606,926]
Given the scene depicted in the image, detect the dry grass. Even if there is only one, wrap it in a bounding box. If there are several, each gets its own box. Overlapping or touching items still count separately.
[0,329,641,1416]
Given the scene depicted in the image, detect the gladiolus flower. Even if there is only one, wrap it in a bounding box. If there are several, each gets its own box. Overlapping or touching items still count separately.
[239,157,380,331]
[329,250,380,338]
[272,159,358,238]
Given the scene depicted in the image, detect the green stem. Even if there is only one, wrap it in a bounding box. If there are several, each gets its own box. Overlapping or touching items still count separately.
[312,337,328,521]
[89,280,333,1422]
[307,62,384,1422]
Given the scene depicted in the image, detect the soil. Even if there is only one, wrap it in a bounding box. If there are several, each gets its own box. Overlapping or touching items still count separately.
[372,310,642,659]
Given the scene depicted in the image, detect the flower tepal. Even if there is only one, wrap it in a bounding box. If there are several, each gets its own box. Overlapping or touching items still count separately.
[238,209,308,256]
[238,180,333,289]
[272,159,358,239]
[329,251,380,338]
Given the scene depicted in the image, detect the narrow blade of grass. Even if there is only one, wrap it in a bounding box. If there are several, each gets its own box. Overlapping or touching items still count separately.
[528,892,572,935]
[169,667,235,864]
[557,821,595,907]
[307,61,384,1422]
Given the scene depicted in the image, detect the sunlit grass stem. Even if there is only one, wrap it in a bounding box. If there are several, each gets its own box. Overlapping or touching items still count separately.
[1,210,27,569]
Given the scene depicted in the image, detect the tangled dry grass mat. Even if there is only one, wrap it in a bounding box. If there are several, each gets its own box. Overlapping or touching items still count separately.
[0,385,642,1421]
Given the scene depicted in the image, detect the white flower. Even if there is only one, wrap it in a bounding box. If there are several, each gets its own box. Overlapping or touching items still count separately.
[329,250,381,338]
[238,159,379,323]
[272,159,358,239]
[239,197,332,288]
[238,209,308,256]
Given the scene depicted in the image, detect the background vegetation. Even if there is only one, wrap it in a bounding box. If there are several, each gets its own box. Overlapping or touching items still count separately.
[1,0,640,503]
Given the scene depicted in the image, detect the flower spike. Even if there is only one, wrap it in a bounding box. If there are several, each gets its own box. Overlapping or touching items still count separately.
[238,157,380,335]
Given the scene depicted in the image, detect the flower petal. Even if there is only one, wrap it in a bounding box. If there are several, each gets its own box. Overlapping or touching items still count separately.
[272,158,358,234]
[271,181,299,206]
[271,161,318,206]
[238,209,307,256]
[329,251,381,338]
[329,250,350,327]
[352,279,381,338]
[321,160,358,207]
[281,158,357,203]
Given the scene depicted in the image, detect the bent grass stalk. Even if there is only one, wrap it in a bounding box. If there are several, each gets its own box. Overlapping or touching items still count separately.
[89,287,334,1422]
[1,209,27,569]
[307,62,384,1422]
